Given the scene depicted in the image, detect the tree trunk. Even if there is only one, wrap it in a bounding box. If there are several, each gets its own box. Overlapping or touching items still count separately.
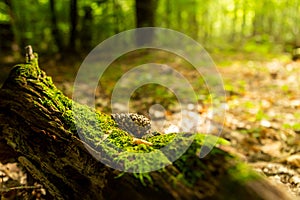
[230,0,239,43]
[135,0,157,28]
[69,0,78,52]
[189,0,199,40]
[49,0,64,52]
[165,0,171,28]
[80,6,93,52]
[112,0,120,33]
[2,0,17,52]
[0,49,293,200]
[135,0,158,45]
[240,0,247,40]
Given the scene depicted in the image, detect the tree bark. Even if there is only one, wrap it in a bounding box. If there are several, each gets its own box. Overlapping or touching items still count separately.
[80,6,93,52]
[2,0,16,52]
[69,0,78,52]
[135,0,157,28]
[49,0,64,52]
[0,50,293,200]
[135,0,158,45]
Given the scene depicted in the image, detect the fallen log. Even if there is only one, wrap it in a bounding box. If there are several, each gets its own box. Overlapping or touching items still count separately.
[0,47,293,199]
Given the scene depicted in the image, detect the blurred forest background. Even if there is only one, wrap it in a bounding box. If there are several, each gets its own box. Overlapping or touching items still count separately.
[0,0,299,58]
[1,1,300,198]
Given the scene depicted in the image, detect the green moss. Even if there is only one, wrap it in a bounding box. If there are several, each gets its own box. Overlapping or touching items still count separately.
[172,137,213,186]
[227,161,261,183]
[147,133,176,148]
[133,173,153,186]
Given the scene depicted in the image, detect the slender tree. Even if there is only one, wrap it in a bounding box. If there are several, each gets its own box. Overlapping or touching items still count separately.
[112,0,120,33]
[252,2,264,37]
[135,0,158,45]
[49,0,64,52]
[69,0,78,52]
[2,0,17,51]
[241,0,247,39]
[80,6,93,52]
[230,0,239,43]
[165,0,171,28]
[135,0,157,27]
[189,0,199,40]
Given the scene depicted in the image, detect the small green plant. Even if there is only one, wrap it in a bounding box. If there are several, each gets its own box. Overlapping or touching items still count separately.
[281,85,289,93]
[255,109,268,121]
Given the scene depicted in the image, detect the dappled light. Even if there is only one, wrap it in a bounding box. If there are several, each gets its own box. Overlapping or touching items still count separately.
[0,0,299,199]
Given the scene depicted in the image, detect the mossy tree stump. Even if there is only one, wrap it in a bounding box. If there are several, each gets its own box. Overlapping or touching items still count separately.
[0,49,292,200]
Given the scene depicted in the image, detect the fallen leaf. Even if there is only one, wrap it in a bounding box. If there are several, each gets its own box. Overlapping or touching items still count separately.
[132,138,153,146]
[286,154,300,168]
[260,141,282,157]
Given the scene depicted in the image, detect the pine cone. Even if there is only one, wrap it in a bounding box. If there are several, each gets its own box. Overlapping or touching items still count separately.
[111,113,151,138]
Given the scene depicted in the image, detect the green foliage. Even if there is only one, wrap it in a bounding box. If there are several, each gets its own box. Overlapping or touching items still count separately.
[146,133,176,148]
[255,110,269,121]
[281,85,290,93]
[283,123,300,132]
[227,162,261,183]
[0,2,10,22]
[173,134,234,187]
[2,0,299,54]
[133,173,153,186]
[240,127,263,138]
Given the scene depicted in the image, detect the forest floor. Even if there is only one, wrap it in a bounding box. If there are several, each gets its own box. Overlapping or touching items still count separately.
[214,53,300,198]
[0,51,300,198]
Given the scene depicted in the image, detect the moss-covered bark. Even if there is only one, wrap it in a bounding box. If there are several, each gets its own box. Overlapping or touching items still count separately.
[0,52,292,199]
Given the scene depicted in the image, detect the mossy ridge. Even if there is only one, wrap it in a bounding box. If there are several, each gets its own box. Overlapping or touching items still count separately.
[12,55,261,188]
[10,55,171,162]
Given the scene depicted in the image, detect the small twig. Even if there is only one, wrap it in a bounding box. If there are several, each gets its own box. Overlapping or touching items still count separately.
[0,185,41,193]
[25,45,35,63]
